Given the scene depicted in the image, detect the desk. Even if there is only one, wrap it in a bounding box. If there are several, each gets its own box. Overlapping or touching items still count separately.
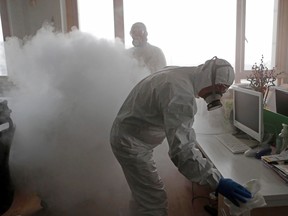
[196,133,288,216]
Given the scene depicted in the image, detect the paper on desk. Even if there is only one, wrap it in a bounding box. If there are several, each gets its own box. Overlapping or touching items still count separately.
[261,150,288,163]
[224,179,266,216]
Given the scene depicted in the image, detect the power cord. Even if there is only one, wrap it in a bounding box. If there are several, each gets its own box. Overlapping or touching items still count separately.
[191,183,218,216]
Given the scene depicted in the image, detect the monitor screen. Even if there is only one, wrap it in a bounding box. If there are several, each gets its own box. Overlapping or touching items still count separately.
[275,88,288,117]
[232,86,264,143]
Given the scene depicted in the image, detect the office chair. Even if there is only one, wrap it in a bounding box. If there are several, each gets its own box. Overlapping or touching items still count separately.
[0,100,15,214]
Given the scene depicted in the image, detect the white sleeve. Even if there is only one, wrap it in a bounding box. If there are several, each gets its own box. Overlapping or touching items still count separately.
[162,94,221,189]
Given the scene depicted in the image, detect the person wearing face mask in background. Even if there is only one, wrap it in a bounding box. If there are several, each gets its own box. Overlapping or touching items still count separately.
[110,56,252,216]
[128,22,167,74]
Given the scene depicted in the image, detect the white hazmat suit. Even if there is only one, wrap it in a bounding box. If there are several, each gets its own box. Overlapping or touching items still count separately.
[110,57,235,216]
[128,22,166,73]
[128,43,166,74]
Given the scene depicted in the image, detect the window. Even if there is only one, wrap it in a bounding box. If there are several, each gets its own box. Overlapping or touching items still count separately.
[0,0,284,80]
[77,0,114,40]
[123,0,236,67]
[75,0,282,84]
[244,0,278,70]
[235,0,279,82]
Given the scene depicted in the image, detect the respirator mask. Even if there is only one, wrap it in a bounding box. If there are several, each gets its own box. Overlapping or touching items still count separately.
[201,57,231,111]
[130,29,147,47]
[204,92,223,111]
[132,38,145,47]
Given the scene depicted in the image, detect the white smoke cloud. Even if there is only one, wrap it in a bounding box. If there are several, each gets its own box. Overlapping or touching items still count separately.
[5,24,149,215]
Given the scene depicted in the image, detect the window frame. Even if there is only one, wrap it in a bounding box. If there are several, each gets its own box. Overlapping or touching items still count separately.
[234,0,246,83]
[0,0,10,39]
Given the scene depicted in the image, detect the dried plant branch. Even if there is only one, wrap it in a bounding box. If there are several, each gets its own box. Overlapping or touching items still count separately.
[247,55,283,94]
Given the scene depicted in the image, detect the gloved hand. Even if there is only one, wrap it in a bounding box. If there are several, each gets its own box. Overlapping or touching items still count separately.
[216,178,252,207]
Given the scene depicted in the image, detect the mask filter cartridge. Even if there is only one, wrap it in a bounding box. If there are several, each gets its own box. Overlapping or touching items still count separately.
[204,93,223,111]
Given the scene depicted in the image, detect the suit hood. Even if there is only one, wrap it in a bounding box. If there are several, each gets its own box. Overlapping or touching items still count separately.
[193,57,235,96]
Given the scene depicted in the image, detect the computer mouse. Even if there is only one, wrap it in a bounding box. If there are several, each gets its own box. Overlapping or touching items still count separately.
[244,148,258,157]
[255,147,272,159]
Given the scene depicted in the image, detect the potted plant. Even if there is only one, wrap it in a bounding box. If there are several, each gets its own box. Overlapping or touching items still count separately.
[247,55,282,102]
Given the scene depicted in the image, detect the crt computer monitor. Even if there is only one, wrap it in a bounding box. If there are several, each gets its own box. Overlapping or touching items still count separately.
[275,87,288,117]
[232,86,264,143]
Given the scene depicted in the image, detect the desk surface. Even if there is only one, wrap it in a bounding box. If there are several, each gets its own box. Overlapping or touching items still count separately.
[196,133,288,207]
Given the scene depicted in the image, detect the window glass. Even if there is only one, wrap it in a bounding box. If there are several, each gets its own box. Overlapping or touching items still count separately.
[0,15,7,76]
[77,0,114,40]
[124,0,236,66]
[244,0,278,70]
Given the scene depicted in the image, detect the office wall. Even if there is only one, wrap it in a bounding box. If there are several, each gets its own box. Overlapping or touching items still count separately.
[7,0,63,39]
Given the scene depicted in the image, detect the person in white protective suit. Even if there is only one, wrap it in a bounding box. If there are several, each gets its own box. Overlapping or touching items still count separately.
[128,22,167,73]
[110,56,252,216]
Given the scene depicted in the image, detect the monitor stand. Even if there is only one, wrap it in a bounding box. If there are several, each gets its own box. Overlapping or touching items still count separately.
[232,129,259,148]
[232,129,274,149]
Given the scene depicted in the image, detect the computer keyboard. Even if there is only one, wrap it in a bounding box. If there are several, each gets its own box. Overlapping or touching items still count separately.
[215,133,251,154]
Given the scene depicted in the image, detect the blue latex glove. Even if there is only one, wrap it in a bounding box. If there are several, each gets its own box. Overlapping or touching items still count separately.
[216,178,252,207]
